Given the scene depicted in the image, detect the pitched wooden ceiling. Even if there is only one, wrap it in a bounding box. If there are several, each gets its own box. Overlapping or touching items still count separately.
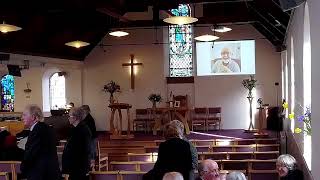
[0,0,290,60]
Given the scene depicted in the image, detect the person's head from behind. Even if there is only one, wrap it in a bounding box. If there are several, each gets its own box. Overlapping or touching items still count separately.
[81,105,91,117]
[164,123,182,140]
[221,47,231,63]
[22,105,43,128]
[276,154,297,177]
[226,171,246,180]
[68,107,84,127]
[163,172,184,180]
[169,120,184,136]
[199,159,220,180]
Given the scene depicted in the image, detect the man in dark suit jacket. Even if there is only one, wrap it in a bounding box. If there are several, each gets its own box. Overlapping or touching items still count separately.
[62,107,92,180]
[20,105,60,180]
[144,124,193,180]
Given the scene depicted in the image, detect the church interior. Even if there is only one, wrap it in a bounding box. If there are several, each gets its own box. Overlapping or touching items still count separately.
[0,0,319,179]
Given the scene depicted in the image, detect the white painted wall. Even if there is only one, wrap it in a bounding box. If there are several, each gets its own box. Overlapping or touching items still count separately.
[84,24,281,130]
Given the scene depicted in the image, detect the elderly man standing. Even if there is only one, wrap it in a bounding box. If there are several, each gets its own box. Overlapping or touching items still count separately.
[62,107,92,180]
[197,159,221,180]
[20,105,60,180]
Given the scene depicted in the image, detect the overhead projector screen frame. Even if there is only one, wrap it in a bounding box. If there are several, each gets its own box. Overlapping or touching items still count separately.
[195,39,256,76]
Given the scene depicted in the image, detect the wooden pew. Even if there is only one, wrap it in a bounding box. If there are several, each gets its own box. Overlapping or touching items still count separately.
[0,172,9,180]
[109,161,154,172]
[90,171,145,180]
[248,170,279,180]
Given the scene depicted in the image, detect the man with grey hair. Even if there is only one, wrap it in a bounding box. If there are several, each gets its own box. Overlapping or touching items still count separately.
[197,159,221,180]
[226,171,246,180]
[276,154,303,179]
[163,172,184,180]
[62,107,92,180]
[21,104,60,180]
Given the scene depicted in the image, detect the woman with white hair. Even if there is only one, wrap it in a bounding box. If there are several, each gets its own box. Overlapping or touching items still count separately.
[276,154,303,180]
[226,171,246,180]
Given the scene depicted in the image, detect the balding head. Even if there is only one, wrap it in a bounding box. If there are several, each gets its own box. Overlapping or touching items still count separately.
[23,105,44,128]
[163,172,184,180]
[221,47,231,62]
[199,159,220,180]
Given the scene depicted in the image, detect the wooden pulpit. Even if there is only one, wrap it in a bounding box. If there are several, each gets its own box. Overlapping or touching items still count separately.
[108,103,134,139]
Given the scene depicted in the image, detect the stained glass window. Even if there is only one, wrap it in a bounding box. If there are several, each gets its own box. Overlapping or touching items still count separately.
[49,73,66,109]
[1,75,15,111]
[169,4,193,77]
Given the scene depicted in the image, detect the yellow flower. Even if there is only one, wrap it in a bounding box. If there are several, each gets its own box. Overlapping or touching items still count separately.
[289,113,295,120]
[282,102,289,109]
[294,128,302,134]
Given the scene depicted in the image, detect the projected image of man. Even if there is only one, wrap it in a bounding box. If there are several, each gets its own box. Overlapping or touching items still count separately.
[211,47,240,73]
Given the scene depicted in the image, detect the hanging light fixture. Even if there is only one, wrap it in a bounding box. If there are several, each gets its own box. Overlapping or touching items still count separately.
[194,34,220,42]
[109,30,129,37]
[0,21,22,33]
[163,16,198,25]
[212,26,232,33]
[65,40,90,48]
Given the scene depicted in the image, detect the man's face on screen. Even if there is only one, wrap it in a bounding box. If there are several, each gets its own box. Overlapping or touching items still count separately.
[221,48,230,63]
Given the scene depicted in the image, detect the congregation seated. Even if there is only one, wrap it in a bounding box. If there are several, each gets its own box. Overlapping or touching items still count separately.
[226,171,246,180]
[0,135,24,161]
[196,159,221,180]
[276,154,304,180]
[144,123,193,180]
[163,172,184,180]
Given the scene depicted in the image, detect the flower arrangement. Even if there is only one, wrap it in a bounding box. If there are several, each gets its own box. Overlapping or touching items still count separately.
[148,94,162,103]
[242,75,257,95]
[284,101,312,136]
[103,81,120,94]
[257,98,263,107]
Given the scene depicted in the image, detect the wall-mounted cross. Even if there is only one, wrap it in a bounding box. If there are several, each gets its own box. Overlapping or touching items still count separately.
[122,54,143,89]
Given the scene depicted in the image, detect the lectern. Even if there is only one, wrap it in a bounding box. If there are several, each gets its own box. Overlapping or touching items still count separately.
[108,103,134,139]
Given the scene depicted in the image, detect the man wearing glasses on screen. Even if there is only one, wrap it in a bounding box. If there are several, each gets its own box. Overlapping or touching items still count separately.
[211,47,240,73]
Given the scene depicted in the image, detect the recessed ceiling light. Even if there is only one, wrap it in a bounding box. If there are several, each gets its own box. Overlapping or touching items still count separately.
[213,26,232,33]
[195,35,220,42]
[163,16,198,25]
[109,31,129,37]
[65,40,90,48]
[0,21,22,33]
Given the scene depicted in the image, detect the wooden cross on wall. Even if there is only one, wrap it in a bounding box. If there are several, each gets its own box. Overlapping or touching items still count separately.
[122,54,143,89]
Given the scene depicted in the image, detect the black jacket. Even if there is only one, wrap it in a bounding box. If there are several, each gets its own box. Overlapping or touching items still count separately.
[20,122,60,180]
[83,113,97,139]
[144,138,193,180]
[281,169,304,180]
[62,120,92,178]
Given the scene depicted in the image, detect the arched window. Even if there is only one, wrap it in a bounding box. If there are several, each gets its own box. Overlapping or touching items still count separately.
[1,75,15,111]
[169,4,193,77]
[49,73,66,109]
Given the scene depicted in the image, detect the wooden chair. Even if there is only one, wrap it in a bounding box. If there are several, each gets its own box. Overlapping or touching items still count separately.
[0,172,9,180]
[191,108,207,131]
[96,141,108,171]
[133,109,152,133]
[0,161,20,180]
[207,107,222,130]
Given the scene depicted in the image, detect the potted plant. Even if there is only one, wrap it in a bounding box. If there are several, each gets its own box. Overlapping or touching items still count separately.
[103,81,120,104]
[148,94,162,108]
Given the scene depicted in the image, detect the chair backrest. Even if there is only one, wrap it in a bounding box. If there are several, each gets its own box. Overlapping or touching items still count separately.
[194,108,207,114]
[208,107,221,114]
[0,172,9,180]
[173,95,188,108]
[135,109,150,119]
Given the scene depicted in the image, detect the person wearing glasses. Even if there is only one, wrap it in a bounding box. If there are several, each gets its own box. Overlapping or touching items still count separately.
[196,159,221,180]
[62,107,92,180]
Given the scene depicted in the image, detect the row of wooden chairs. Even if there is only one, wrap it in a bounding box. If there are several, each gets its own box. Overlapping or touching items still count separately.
[0,161,69,180]
[88,170,279,180]
[133,107,222,133]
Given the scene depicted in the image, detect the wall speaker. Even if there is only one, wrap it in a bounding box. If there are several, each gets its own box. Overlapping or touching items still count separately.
[7,65,21,77]
[279,0,305,11]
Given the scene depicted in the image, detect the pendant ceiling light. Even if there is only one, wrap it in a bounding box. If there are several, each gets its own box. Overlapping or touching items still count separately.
[163,16,198,25]
[0,21,22,33]
[109,31,129,37]
[65,40,90,48]
[213,26,232,33]
[194,34,220,42]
